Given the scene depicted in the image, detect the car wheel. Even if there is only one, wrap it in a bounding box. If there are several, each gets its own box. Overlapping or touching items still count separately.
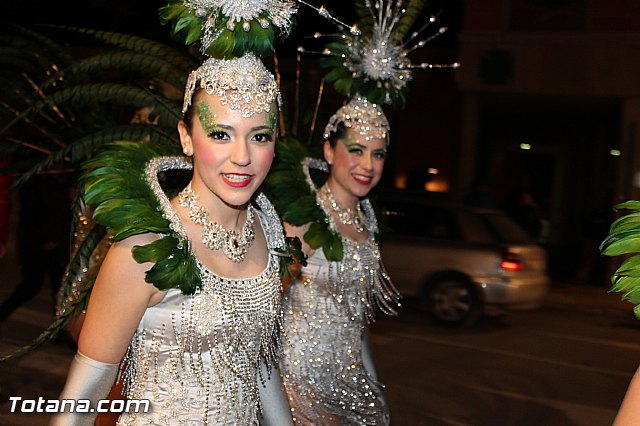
[424,276,481,327]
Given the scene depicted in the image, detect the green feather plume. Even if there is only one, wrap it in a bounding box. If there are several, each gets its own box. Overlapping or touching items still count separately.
[81,140,202,294]
[159,1,287,59]
[600,200,640,318]
[319,0,431,109]
[392,0,426,43]
[264,135,345,261]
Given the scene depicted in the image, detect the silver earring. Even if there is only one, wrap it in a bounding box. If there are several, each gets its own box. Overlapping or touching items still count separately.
[183,148,189,155]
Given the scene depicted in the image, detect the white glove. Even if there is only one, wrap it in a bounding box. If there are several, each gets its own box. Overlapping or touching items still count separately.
[49,351,119,426]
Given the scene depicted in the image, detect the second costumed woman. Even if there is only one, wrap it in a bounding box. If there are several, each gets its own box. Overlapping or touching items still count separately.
[265,0,455,423]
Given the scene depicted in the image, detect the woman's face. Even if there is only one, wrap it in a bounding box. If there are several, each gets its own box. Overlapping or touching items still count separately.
[178,92,277,208]
[324,128,387,202]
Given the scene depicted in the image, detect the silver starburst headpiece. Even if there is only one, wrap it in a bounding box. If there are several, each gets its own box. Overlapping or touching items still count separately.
[182,53,280,117]
[323,95,389,143]
[306,0,460,108]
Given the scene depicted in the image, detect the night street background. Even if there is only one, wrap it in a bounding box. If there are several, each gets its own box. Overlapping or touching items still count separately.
[0,253,637,425]
[3,0,640,424]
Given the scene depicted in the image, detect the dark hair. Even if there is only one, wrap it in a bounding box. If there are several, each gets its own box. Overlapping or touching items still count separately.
[182,87,204,131]
[325,121,348,148]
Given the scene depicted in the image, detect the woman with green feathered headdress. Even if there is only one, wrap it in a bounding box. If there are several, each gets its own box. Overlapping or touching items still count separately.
[273,95,401,424]
[264,0,456,423]
[50,1,301,424]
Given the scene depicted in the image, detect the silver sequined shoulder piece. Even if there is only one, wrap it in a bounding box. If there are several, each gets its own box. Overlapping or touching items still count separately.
[144,156,193,241]
[360,198,378,234]
[254,192,286,252]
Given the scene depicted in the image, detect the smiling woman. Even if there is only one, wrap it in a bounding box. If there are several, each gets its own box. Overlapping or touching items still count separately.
[272,95,401,425]
[46,0,300,425]
[51,53,293,426]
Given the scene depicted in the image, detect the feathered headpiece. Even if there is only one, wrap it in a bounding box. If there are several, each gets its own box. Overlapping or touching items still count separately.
[182,54,281,116]
[160,0,298,59]
[312,0,459,108]
[162,0,299,117]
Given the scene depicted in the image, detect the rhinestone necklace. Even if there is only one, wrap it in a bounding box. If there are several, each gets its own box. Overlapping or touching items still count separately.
[319,183,365,233]
[178,183,255,262]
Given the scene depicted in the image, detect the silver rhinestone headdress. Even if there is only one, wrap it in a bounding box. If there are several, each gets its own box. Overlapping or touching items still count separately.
[182,53,280,118]
[306,0,459,108]
[323,95,389,143]
[184,0,297,53]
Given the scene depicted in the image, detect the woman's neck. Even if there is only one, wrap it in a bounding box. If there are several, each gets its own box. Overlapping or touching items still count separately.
[326,177,359,211]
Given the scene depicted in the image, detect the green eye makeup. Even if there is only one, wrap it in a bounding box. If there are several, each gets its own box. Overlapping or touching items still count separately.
[341,136,357,150]
[268,109,277,132]
[196,102,220,135]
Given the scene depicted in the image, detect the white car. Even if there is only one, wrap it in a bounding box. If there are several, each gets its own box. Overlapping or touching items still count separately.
[377,192,549,326]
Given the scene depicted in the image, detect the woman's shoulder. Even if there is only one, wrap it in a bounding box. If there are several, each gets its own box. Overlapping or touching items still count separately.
[105,233,162,267]
[116,232,162,249]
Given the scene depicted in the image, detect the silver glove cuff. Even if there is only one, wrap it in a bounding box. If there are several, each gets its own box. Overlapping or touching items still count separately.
[50,351,119,426]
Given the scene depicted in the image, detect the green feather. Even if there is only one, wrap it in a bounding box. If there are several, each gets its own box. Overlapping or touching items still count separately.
[601,201,640,318]
[392,0,427,43]
[80,141,202,294]
[264,136,346,261]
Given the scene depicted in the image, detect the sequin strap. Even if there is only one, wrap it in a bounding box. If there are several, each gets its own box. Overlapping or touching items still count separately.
[144,156,193,241]
[252,192,286,369]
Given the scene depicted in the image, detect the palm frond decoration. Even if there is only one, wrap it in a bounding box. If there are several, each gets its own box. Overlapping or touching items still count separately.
[41,26,198,75]
[0,24,198,359]
[2,84,182,135]
[600,200,640,318]
[0,25,193,185]
[12,124,176,187]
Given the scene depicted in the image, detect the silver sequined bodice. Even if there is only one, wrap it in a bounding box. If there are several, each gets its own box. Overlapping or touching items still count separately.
[117,256,281,425]
[117,157,286,425]
[281,236,394,425]
[281,160,400,425]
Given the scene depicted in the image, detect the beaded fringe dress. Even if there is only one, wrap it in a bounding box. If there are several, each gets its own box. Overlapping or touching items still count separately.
[116,158,285,425]
[280,161,401,425]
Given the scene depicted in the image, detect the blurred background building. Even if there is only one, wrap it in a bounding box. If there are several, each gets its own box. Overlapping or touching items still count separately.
[388,0,640,282]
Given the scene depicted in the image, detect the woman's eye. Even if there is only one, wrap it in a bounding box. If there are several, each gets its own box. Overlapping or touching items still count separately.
[252,133,273,143]
[210,131,229,140]
[348,148,363,155]
[374,151,387,160]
